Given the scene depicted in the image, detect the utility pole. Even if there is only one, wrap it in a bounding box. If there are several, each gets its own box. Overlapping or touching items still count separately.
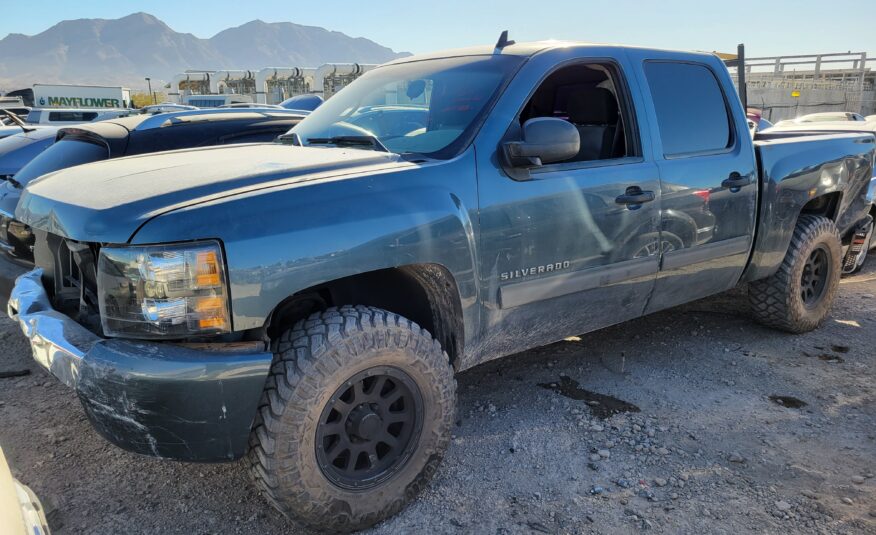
[145,77,156,105]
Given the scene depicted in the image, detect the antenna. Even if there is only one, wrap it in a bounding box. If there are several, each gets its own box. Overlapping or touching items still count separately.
[494,30,515,53]
[1,110,34,132]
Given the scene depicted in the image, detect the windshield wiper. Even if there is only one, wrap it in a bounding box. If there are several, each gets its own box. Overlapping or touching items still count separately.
[306,135,389,153]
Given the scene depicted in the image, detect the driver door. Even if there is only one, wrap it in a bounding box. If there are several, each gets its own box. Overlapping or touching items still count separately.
[474,57,662,363]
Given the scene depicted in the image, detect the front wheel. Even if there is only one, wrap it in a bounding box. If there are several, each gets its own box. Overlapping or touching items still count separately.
[748,215,842,333]
[247,306,456,532]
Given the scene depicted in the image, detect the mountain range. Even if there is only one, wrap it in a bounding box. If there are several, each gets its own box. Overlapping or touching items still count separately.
[0,13,409,91]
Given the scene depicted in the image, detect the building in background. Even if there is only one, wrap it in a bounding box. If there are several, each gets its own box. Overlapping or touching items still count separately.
[726,52,875,122]
[165,63,376,105]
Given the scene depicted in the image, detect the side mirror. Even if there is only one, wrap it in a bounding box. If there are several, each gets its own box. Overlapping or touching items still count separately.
[503,117,580,167]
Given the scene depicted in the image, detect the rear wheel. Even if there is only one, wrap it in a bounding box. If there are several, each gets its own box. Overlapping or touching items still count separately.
[248,305,456,532]
[748,215,841,333]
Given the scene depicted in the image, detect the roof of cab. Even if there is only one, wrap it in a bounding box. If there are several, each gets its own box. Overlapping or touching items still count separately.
[383,40,721,66]
[383,41,562,64]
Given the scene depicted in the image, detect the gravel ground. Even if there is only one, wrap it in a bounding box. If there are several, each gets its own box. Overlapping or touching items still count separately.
[1,259,874,534]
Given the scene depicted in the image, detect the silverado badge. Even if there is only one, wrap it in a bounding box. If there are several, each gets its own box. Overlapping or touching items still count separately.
[500,261,571,281]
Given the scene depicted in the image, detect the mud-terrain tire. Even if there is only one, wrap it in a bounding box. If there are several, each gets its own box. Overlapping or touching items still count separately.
[748,215,841,333]
[247,305,456,532]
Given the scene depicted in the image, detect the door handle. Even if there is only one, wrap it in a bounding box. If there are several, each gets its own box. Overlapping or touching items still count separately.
[721,172,751,190]
[615,186,655,207]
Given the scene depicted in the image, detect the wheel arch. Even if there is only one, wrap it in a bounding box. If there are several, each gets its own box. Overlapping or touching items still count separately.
[800,191,842,221]
[265,263,465,369]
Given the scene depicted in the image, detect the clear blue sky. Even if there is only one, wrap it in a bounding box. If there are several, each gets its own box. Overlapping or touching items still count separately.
[1,0,874,58]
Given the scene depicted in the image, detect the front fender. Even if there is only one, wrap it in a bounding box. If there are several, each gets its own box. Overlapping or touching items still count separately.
[130,149,481,337]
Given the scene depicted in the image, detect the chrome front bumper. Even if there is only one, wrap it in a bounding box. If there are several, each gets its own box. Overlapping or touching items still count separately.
[7,268,97,388]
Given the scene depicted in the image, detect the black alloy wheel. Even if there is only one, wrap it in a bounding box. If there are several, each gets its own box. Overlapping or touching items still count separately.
[316,366,423,490]
[248,306,456,532]
[801,245,830,308]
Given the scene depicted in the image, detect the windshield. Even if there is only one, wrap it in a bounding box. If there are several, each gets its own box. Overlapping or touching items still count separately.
[288,55,523,159]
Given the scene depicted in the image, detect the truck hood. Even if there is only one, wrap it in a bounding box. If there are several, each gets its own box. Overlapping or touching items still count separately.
[16,143,410,243]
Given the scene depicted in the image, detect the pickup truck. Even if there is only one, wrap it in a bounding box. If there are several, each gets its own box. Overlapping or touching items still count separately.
[7,37,875,532]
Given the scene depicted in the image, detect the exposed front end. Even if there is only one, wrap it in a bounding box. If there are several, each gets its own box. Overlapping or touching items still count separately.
[7,230,274,461]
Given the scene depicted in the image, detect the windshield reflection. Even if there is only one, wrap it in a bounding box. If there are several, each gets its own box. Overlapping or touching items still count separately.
[288,55,523,159]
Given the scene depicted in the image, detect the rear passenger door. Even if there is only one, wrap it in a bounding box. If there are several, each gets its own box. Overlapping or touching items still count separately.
[629,54,758,312]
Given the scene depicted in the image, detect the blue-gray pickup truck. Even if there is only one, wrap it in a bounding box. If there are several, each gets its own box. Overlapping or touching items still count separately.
[8,38,875,531]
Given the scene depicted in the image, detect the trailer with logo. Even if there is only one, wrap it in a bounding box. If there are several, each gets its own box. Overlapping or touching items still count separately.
[32,84,131,109]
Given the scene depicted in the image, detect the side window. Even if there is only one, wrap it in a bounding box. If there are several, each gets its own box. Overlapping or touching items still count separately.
[520,63,636,164]
[48,111,99,122]
[644,62,732,156]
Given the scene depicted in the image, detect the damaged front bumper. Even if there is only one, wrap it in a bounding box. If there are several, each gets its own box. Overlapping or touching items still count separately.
[7,269,273,462]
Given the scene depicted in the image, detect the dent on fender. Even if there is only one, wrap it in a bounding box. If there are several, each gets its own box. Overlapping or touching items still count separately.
[742,134,875,282]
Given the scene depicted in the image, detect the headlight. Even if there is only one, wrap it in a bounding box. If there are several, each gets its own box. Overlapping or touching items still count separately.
[97,240,231,338]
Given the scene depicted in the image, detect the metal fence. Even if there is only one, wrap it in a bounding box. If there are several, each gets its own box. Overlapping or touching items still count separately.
[725,52,876,118]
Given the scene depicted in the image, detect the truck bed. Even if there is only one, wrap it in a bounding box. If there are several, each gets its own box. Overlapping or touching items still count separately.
[742,132,875,282]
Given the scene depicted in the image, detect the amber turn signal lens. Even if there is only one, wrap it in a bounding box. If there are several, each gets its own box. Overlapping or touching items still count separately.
[196,250,221,287]
[195,296,228,330]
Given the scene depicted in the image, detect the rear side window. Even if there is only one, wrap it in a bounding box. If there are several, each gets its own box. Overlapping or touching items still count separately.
[47,111,98,122]
[644,62,732,157]
[14,139,108,186]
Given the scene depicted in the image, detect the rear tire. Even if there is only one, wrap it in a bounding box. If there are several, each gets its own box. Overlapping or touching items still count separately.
[748,215,841,333]
[247,305,456,532]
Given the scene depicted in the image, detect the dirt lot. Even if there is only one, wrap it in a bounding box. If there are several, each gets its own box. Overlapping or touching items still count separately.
[1,259,874,535]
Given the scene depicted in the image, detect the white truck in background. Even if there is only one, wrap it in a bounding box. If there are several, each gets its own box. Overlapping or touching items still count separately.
[27,84,131,125]
[0,96,30,118]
